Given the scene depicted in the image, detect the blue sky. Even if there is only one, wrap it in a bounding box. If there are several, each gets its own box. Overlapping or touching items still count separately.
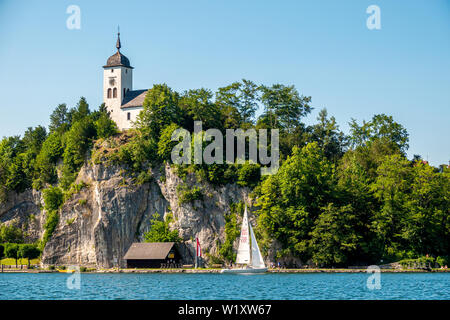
[0,0,449,165]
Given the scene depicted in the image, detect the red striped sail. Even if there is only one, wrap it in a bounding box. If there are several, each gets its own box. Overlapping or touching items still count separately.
[196,237,201,257]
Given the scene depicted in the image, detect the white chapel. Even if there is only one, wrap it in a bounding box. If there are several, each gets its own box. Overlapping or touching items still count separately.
[103,32,147,130]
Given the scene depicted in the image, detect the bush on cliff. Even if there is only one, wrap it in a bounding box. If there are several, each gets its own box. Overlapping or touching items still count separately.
[41,186,64,248]
[144,213,182,243]
[177,185,204,205]
[41,211,59,249]
[95,105,118,139]
[218,213,240,263]
[43,186,64,212]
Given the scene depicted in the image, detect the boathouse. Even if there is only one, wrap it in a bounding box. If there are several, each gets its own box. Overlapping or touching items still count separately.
[123,242,182,268]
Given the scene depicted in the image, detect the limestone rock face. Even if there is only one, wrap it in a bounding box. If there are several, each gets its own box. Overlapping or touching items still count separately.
[35,162,250,268]
[0,189,44,242]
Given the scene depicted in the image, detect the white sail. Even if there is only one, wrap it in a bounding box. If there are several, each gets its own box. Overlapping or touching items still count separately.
[235,206,250,264]
[250,225,266,269]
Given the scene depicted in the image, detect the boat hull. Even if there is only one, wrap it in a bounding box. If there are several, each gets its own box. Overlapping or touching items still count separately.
[220,267,267,274]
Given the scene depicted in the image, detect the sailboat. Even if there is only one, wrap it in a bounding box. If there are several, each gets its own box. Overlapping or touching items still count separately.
[221,206,267,274]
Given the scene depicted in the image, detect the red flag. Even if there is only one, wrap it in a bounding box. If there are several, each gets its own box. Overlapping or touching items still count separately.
[196,237,201,257]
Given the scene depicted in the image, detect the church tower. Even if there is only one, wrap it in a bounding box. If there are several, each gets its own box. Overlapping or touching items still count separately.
[103,31,134,129]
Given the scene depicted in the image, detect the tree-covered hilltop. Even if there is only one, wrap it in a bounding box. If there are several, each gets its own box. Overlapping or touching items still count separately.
[0,80,448,267]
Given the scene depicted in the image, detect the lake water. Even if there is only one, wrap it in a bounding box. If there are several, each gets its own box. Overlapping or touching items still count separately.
[0,272,448,300]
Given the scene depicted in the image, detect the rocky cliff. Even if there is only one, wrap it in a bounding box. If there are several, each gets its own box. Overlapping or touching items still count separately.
[0,161,252,268]
[0,189,44,242]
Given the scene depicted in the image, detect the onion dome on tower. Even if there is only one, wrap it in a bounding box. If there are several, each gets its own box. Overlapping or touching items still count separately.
[104,31,133,68]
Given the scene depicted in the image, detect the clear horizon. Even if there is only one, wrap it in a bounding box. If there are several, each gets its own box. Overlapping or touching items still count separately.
[0,0,449,166]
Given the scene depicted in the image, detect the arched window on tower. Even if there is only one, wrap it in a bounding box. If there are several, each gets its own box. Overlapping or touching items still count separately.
[113,88,117,98]
[107,88,112,99]
[123,88,126,97]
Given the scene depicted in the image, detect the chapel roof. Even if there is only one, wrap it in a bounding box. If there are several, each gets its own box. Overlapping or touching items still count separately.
[121,89,148,109]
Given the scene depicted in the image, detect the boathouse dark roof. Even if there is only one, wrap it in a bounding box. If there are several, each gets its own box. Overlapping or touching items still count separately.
[123,242,176,260]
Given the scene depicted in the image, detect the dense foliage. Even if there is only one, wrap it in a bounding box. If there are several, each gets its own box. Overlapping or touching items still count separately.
[0,243,41,266]
[144,213,182,243]
[0,222,41,265]
[0,224,25,243]
[0,81,448,266]
[257,140,449,266]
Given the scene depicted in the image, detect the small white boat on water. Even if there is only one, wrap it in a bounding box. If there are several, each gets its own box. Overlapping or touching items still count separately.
[221,206,267,274]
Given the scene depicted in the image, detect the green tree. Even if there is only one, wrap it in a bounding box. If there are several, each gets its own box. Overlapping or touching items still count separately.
[216,82,242,129]
[41,211,59,249]
[180,88,221,131]
[43,186,64,212]
[239,79,259,124]
[309,204,362,266]
[236,163,261,188]
[22,126,47,156]
[372,159,450,258]
[5,243,19,267]
[259,84,311,132]
[336,152,381,262]
[69,97,91,124]
[257,142,335,261]
[49,103,70,133]
[370,154,415,260]
[41,186,63,248]
[307,109,347,162]
[216,79,259,127]
[144,213,182,243]
[405,162,450,256]
[349,114,409,153]
[61,118,96,189]
[33,132,63,188]
[218,213,240,262]
[0,224,24,243]
[5,152,31,193]
[0,136,27,198]
[95,108,118,139]
[136,84,181,139]
[18,244,41,267]
[116,131,158,172]
[157,123,181,162]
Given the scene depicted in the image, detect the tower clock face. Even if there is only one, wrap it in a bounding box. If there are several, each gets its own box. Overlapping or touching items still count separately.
[109,77,116,86]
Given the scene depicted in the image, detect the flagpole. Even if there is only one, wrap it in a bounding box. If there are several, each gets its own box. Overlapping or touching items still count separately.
[195,237,198,269]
